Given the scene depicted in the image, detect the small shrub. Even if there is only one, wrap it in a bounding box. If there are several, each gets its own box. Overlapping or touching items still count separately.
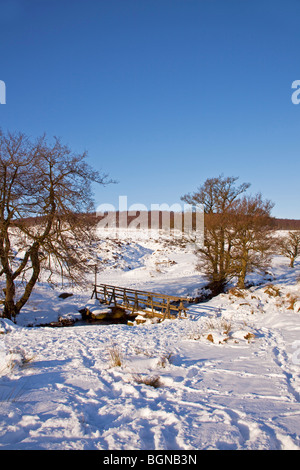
[264,284,280,297]
[206,334,214,343]
[108,346,122,367]
[205,319,216,330]
[9,348,35,370]
[228,287,247,298]
[133,374,162,388]
[286,294,298,310]
[157,352,173,368]
[185,325,202,340]
[221,320,232,335]
[0,347,36,375]
[244,332,255,343]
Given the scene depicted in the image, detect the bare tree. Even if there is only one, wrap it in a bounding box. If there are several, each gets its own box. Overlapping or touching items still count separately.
[0,130,111,320]
[279,230,300,268]
[182,175,250,294]
[231,194,275,288]
[193,211,237,294]
[181,175,275,294]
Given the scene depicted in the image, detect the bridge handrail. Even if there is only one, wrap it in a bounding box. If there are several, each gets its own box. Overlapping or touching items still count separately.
[92,283,189,319]
[93,283,189,301]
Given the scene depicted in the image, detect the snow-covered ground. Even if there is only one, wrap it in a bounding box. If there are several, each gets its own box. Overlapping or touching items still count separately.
[0,229,300,450]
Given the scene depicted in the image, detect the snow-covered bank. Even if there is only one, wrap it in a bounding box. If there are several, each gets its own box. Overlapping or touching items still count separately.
[0,231,300,450]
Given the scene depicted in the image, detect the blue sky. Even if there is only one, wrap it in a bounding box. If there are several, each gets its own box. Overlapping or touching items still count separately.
[1,0,300,218]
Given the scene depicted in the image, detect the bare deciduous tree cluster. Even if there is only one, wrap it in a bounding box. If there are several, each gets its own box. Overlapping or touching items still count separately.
[182,175,276,294]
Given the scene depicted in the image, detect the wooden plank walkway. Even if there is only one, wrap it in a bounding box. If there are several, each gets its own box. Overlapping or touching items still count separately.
[91,284,188,320]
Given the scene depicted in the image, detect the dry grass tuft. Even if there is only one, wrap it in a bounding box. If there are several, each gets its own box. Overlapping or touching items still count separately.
[228,287,247,298]
[244,332,255,343]
[206,334,214,343]
[157,352,173,368]
[221,319,232,335]
[133,374,162,388]
[264,284,281,297]
[108,346,123,367]
[286,293,298,310]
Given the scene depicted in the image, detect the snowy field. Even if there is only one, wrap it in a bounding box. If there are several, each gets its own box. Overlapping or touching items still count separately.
[0,229,300,451]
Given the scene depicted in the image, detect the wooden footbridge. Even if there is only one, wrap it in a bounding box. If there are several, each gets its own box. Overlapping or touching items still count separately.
[91,283,189,320]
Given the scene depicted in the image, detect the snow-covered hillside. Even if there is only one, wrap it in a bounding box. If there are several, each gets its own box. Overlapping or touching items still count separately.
[0,229,300,450]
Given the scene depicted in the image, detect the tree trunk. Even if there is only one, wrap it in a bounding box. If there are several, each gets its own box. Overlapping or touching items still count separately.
[237,275,246,289]
[3,274,17,320]
[15,246,41,314]
[237,256,248,289]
